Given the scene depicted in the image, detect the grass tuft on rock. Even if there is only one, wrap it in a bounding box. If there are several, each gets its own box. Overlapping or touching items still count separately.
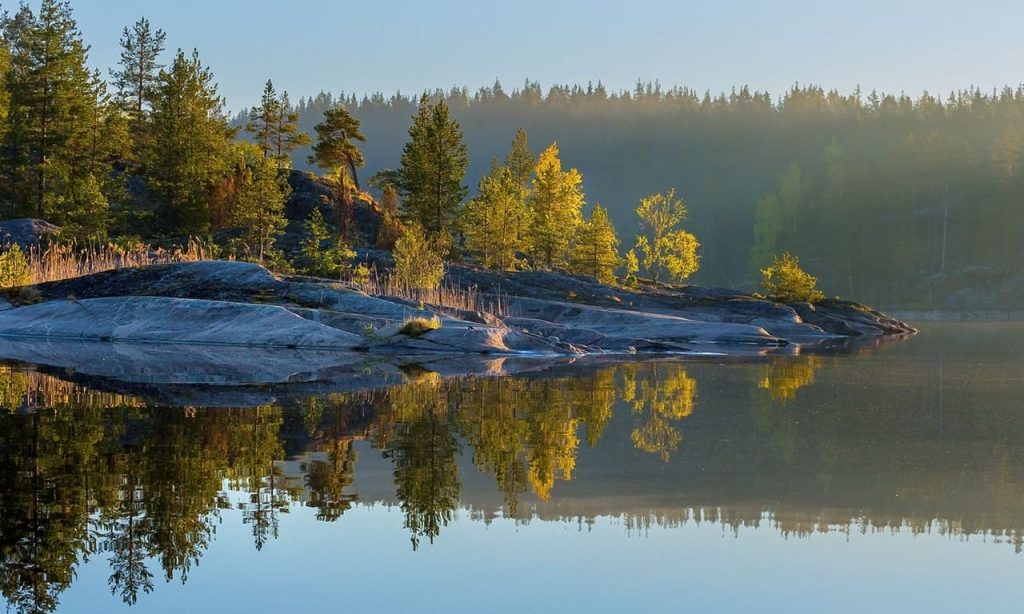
[399,316,442,338]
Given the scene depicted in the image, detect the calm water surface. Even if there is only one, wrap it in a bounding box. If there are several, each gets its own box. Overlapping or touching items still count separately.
[1,322,1022,613]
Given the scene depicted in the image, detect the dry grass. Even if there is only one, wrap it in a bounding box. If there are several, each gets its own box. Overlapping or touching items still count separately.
[359,269,509,318]
[12,237,512,320]
[398,316,442,337]
[25,239,216,285]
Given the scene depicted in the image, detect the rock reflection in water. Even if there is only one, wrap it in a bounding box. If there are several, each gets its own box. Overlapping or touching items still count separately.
[0,335,1022,613]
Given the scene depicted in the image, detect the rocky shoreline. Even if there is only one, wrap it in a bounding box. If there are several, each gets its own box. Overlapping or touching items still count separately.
[0,261,915,390]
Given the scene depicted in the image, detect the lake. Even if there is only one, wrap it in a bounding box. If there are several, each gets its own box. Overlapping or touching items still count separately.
[0,322,1022,613]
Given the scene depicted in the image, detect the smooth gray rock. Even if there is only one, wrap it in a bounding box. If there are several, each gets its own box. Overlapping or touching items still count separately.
[0,218,59,248]
[0,296,366,349]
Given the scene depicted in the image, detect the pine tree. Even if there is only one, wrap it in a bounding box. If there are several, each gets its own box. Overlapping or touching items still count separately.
[504,128,535,242]
[229,153,290,264]
[110,17,165,163]
[397,94,468,235]
[569,205,621,283]
[463,160,530,269]
[1,0,99,220]
[146,49,233,235]
[309,103,364,237]
[272,92,309,168]
[527,143,585,268]
[310,103,365,187]
[296,208,356,279]
[110,17,165,120]
[245,80,279,159]
[505,128,535,192]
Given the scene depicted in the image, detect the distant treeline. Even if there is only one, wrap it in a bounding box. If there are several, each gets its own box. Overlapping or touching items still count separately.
[260,82,1024,305]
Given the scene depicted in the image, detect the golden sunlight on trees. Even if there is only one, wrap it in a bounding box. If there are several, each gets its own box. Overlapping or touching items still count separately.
[462,161,530,269]
[528,143,585,269]
[569,204,622,283]
[0,244,31,288]
[634,188,700,283]
[761,251,825,303]
[397,95,468,236]
[393,223,446,290]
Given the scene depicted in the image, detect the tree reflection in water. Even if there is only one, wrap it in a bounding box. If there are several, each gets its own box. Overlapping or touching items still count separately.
[0,352,1022,612]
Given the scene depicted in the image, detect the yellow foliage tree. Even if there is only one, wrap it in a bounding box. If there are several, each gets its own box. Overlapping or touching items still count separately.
[0,244,31,288]
[528,143,585,269]
[462,161,530,269]
[392,223,446,290]
[761,251,825,303]
[634,188,700,283]
[569,204,621,284]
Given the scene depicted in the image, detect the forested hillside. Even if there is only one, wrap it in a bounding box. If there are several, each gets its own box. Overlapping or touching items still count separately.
[268,83,1024,307]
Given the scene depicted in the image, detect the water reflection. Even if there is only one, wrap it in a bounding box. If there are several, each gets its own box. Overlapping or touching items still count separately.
[0,329,1022,612]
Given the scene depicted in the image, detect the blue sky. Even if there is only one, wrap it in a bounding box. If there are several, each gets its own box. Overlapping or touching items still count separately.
[57,0,1024,112]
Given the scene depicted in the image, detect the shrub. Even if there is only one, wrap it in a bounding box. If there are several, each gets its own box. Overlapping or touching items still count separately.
[399,316,442,337]
[295,209,355,279]
[392,224,445,290]
[761,251,825,303]
[0,245,31,289]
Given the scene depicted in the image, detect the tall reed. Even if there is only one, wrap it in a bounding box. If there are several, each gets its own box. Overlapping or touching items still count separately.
[25,239,215,285]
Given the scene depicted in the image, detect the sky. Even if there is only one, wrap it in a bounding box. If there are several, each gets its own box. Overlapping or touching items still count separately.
[51,0,1024,112]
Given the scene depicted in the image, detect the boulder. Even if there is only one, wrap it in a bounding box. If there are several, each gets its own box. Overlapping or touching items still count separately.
[0,218,59,248]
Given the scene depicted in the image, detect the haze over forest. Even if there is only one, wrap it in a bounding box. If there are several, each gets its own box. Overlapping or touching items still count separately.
[246,82,1024,307]
[2,0,1022,309]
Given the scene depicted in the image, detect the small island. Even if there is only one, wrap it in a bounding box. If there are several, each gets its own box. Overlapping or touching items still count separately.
[0,5,913,388]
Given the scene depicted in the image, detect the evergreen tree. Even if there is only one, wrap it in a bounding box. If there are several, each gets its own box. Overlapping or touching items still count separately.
[527,143,585,268]
[397,95,468,235]
[272,92,309,167]
[505,127,535,192]
[245,83,309,168]
[1,0,99,220]
[309,102,364,237]
[229,153,290,264]
[310,102,365,188]
[296,208,356,279]
[569,204,621,283]
[634,188,700,283]
[462,160,530,269]
[110,16,164,161]
[146,49,233,235]
[110,17,165,121]
[245,79,279,159]
[504,128,535,241]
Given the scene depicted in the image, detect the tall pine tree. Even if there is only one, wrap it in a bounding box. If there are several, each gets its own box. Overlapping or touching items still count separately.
[110,17,165,142]
[272,92,309,168]
[246,82,309,168]
[463,160,530,269]
[527,143,585,268]
[145,49,233,235]
[397,94,468,235]
[505,128,535,192]
[309,102,364,187]
[569,205,621,283]
[309,102,364,237]
[245,79,279,159]
[229,152,291,264]
[1,0,107,221]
